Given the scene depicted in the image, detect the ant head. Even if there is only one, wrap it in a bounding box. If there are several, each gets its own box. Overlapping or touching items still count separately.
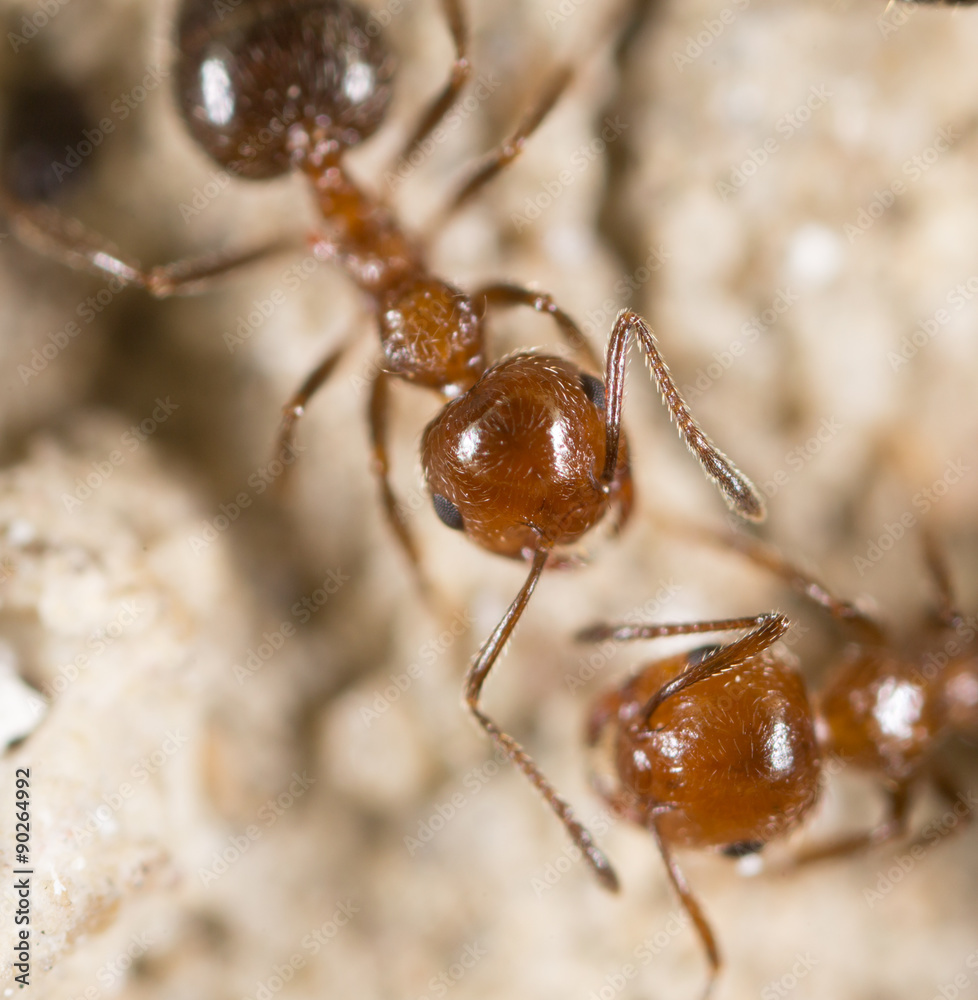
[602,647,820,849]
[421,355,628,560]
[816,646,942,782]
[380,279,486,395]
[176,0,396,179]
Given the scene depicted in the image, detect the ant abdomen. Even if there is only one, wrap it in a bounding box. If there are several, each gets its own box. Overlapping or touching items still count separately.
[601,649,820,849]
[420,354,631,560]
[176,0,396,178]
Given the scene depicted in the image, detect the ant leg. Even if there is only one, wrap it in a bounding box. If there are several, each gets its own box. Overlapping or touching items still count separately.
[668,523,889,644]
[921,528,964,628]
[472,282,603,372]
[433,65,574,228]
[906,768,971,852]
[464,547,620,892]
[650,812,721,1000]
[369,370,433,601]
[602,309,766,522]
[394,0,470,168]
[793,782,911,866]
[274,341,350,495]
[3,195,299,296]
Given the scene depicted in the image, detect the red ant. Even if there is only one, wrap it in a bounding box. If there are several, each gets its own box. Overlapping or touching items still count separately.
[577,609,821,995]
[576,522,977,992]
[698,527,978,862]
[1,0,769,888]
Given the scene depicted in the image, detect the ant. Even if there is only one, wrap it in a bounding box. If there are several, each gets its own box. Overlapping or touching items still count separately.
[576,609,821,996]
[1,0,769,888]
[694,526,978,863]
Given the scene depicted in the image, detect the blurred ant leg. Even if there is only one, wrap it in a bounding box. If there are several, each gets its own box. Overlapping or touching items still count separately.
[473,282,603,372]
[369,370,434,601]
[906,768,971,852]
[921,528,964,628]
[602,309,766,522]
[649,812,721,1000]
[464,547,620,893]
[395,0,471,167]
[677,524,889,644]
[434,65,574,227]
[274,341,350,495]
[4,196,298,296]
[793,782,911,866]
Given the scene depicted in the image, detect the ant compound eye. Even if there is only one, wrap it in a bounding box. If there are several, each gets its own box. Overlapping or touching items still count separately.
[579,372,606,411]
[176,0,396,179]
[432,493,464,531]
[687,644,722,667]
[721,840,765,859]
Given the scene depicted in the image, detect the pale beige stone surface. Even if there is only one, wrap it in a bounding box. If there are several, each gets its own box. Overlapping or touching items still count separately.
[0,0,975,999]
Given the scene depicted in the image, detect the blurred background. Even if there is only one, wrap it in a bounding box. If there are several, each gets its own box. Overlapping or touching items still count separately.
[0,0,976,997]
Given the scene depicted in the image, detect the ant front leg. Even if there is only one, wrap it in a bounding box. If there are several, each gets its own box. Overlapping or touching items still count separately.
[2,191,299,296]
[472,282,603,372]
[602,309,766,522]
[649,812,722,1000]
[463,546,620,892]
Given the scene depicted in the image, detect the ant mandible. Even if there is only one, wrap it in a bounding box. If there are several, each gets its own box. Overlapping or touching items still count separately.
[2,0,769,888]
[576,609,821,996]
[697,526,977,862]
